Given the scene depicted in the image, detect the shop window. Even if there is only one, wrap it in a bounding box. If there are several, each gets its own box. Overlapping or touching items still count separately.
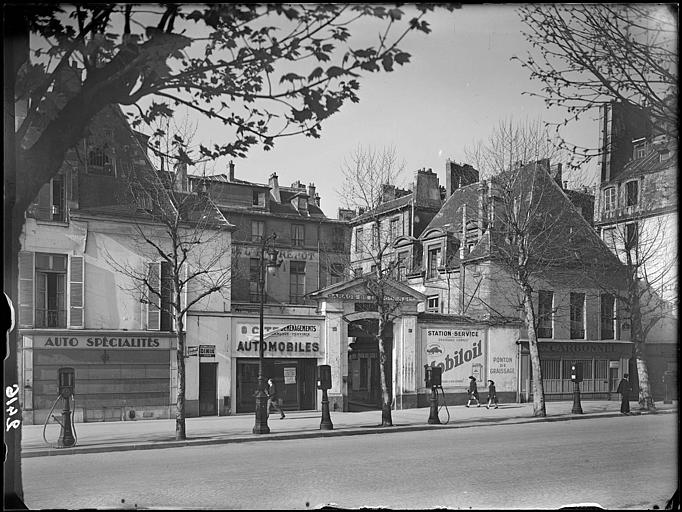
[35,253,68,328]
[541,359,561,380]
[427,246,441,279]
[625,181,639,207]
[291,224,305,247]
[595,359,608,380]
[603,187,616,213]
[251,221,264,242]
[569,292,585,339]
[289,260,305,304]
[426,295,440,313]
[249,258,260,303]
[537,290,553,338]
[562,359,593,380]
[600,293,615,340]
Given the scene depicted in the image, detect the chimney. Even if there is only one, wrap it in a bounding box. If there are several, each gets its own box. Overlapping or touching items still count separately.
[446,160,479,197]
[228,160,235,181]
[381,183,396,202]
[269,173,280,202]
[315,193,320,207]
[550,162,563,187]
[414,168,441,206]
[307,183,316,205]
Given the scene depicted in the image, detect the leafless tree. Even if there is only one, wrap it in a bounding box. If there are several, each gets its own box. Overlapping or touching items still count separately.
[514,4,678,165]
[105,162,232,441]
[582,194,677,409]
[338,145,407,426]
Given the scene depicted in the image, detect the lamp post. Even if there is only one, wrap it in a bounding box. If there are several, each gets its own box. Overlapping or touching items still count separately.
[253,233,281,435]
[571,362,583,415]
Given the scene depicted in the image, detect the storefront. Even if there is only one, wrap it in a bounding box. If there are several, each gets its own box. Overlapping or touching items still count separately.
[232,318,324,413]
[519,339,634,401]
[20,330,176,425]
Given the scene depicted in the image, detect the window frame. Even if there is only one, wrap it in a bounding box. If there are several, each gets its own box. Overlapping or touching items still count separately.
[625,180,639,207]
[569,292,586,339]
[603,187,616,213]
[537,290,554,338]
[289,260,306,304]
[600,293,615,340]
[426,244,442,279]
[251,220,264,242]
[426,295,440,313]
[291,223,305,247]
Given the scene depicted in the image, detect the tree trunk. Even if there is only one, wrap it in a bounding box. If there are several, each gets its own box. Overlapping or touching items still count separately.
[523,286,547,417]
[377,316,392,427]
[3,12,26,504]
[176,329,186,440]
[629,277,655,410]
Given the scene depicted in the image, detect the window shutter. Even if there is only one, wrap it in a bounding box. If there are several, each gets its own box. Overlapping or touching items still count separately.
[68,255,84,328]
[18,251,34,328]
[33,182,52,221]
[147,262,161,331]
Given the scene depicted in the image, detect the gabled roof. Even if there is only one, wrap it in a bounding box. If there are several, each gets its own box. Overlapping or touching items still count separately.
[423,182,480,235]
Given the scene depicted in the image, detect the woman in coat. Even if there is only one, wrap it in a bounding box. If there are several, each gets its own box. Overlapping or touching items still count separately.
[466,376,480,407]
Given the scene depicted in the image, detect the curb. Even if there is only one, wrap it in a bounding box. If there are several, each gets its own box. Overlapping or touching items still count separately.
[22,408,675,458]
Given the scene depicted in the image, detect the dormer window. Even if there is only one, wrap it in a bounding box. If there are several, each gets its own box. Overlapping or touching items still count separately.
[633,138,648,160]
[427,245,441,279]
[297,197,308,211]
[252,190,265,207]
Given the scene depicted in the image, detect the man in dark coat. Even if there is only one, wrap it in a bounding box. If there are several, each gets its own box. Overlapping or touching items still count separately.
[617,373,633,415]
[266,378,285,419]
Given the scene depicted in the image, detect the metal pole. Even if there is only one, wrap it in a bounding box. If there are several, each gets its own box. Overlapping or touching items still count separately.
[427,386,441,424]
[253,235,271,434]
[320,389,333,430]
[571,380,583,414]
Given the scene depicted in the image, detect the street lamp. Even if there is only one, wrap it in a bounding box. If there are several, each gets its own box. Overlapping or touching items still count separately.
[571,362,583,415]
[253,233,282,435]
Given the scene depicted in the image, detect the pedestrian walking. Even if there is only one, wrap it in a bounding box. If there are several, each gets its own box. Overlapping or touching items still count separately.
[265,378,285,419]
[486,379,499,409]
[466,376,480,407]
[617,373,633,415]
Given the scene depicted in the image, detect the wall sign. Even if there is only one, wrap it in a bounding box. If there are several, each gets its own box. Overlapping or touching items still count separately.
[235,322,323,358]
[284,367,296,384]
[34,335,171,349]
[199,345,215,357]
[425,327,485,388]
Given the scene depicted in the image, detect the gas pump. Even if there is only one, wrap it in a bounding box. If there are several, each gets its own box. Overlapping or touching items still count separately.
[42,367,78,448]
[424,365,450,425]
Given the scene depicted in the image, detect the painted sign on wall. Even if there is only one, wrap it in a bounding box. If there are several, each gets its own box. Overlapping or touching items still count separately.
[424,327,485,388]
[235,322,323,358]
[34,335,171,349]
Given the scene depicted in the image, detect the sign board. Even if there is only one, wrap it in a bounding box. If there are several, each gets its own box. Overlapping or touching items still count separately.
[235,322,323,358]
[199,345,215,357]
[283,367,296,384]
[424,327,485,388]
[186,346,199,357]
[34,334,171,350]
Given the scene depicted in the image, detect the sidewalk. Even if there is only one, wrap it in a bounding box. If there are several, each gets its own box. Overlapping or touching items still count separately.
[22,399,677,458]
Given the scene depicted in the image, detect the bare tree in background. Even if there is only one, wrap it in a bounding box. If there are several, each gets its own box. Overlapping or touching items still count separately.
[465,119,620,416]
[581,199,677,410]
[338,145,406,426]
[514,4,678,165]
[105,162,232,441]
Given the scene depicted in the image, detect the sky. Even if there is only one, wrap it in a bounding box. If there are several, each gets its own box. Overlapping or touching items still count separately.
[181,5,602,219]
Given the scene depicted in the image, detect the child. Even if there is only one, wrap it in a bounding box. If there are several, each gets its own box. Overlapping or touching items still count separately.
[486,379,499,409]
[466,376,480,407]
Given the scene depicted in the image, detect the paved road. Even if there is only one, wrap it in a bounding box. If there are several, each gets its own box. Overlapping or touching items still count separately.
[22,414,677,510]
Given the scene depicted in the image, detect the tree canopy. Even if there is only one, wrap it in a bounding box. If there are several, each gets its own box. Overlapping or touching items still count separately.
[9,3,456,224]
[515,4,678,159]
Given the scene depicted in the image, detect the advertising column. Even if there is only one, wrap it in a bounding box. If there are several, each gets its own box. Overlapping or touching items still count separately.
[424,327,486,390]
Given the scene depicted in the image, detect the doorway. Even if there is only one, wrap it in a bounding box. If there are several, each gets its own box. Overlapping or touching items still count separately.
[199,362,218,416]
[347,319,393,411]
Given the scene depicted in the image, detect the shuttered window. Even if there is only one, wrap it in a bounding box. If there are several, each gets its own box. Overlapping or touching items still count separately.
[146,262,161,331]
[18,252,35,328]
[68,256,84,328]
